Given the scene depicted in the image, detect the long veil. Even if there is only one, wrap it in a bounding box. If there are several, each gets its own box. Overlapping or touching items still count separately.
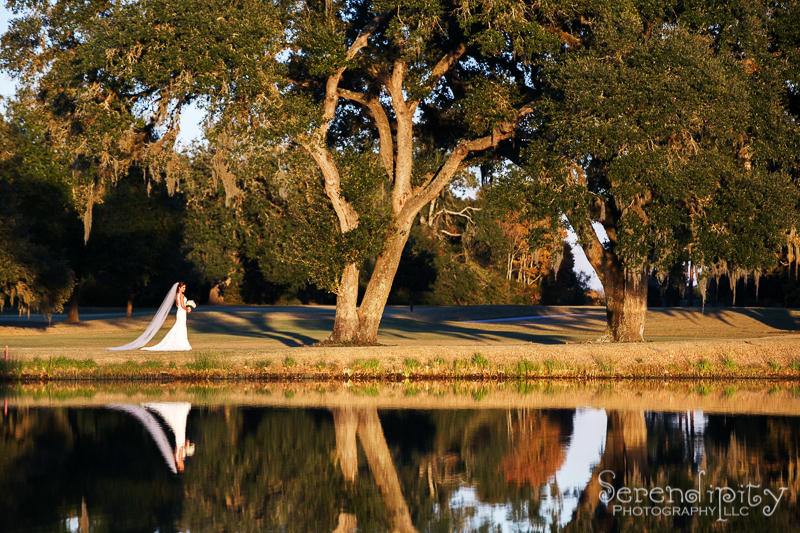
[107,404,178,473]
[106,283,178,351]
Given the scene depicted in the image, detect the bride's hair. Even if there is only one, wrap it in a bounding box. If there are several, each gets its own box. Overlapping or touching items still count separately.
[178,281,186,289]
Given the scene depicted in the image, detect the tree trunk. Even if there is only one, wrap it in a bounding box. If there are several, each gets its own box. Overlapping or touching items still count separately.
[126,288,138,318]
[333,407,359,484]
[65,290,80,323]
[208,277,231,305]
[353,225,412,343]
[357,408,418,533]
[79,497,90,533]
[328,263,361,342]
[333,513,357,533]
[602,266,648,342]
[576,221,649,342]
[564,410,648,532]
[327,225,412,344]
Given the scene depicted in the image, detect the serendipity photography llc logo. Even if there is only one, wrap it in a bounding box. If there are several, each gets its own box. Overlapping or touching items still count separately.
[599,470,788,522]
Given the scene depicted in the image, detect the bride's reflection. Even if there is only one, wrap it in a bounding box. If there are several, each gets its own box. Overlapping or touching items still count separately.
[107,402,194,473]
[144,402,195,472]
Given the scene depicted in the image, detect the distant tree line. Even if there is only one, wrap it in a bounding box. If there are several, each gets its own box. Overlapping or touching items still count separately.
[1,0,799,341]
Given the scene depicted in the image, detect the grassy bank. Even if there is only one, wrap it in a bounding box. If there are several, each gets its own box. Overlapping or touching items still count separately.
[2,305,799,381]
[2,336,799,381]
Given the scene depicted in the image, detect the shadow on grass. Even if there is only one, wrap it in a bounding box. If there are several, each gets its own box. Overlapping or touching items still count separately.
[378,316,582,344]
[652,307,800,332]
[191,307,604,346]
[192,313,327,347]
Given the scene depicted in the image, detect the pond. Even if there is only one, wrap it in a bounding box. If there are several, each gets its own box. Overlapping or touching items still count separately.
[1,380,799,532]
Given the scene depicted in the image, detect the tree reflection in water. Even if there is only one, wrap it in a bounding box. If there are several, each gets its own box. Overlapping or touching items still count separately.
[1,404,799,532]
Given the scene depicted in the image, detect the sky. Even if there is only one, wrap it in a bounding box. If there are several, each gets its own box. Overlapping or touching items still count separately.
[0,5,603,292]
[0,6,13,101]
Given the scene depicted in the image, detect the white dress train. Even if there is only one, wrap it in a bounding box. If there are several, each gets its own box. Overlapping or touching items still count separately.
[142,294,192,351]
[144,402,192,451]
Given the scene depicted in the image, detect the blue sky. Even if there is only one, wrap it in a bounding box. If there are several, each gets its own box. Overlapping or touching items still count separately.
[0,5,14,101]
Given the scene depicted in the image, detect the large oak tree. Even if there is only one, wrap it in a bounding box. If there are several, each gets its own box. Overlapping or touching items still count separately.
[2,0,576,342]
[497,4,800,341]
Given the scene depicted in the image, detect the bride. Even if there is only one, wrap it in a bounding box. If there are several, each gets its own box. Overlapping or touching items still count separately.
[107,282,193,351]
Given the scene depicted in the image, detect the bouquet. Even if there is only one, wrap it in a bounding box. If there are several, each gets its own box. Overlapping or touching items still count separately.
[185,300,197,309]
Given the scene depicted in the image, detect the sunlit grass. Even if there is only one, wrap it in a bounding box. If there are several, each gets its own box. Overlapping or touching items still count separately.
[186,351,227,371]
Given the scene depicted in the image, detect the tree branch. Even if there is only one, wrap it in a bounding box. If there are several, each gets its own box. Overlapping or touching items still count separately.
[346,10,392,61]
[403,103,535,219]
[303,11,391,235]
[301,141,361,233]
[321,10,392,123]
[386,58,414,213]
[433,206,481,224]
[408,41,468,114]
[544,24,581,50]
[338,88,394,179]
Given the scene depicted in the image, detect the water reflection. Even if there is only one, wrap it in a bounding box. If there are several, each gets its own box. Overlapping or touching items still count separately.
[1,384,799,532]
[108,402,193,473]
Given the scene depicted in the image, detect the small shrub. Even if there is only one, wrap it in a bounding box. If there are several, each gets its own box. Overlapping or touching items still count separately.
[186,351,225,371]
[362,358,380,371]
[0,360,22,374]
[788,358,800,372]
[472,353,489,369]
[767,360,781,372]
[431,357,446,366]
[45,357,98,370]
[403,358,421,370]
[514,359,539,377]
[283,357,297,368]
[452,359,468,373]
[721,356,737,371]
[543,359,563,374]
[255,360,272,370]
[694,359,712,373]
[594,357,615,373]
[315,360,327,370]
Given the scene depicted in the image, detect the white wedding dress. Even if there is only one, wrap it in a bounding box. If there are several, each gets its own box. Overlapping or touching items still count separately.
[143,294,192,351]
[107,283,192,351]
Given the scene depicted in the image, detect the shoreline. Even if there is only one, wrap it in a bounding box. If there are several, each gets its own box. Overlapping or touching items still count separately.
[2,335,799,382]
[4,378,800,416]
